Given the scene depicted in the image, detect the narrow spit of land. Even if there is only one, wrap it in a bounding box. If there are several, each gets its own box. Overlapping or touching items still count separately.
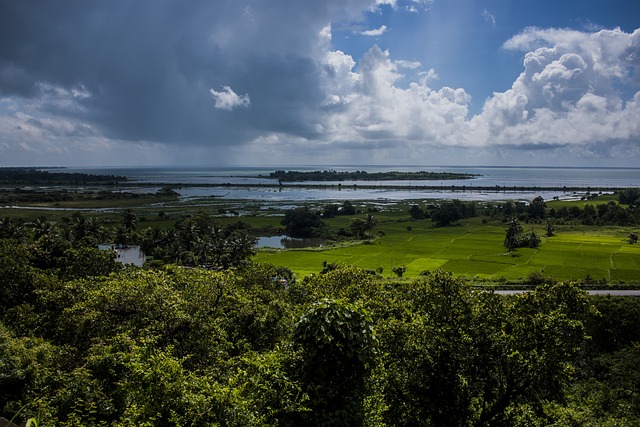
[0,167,127,184]
[266,169,480,182]
[0,168,632,193]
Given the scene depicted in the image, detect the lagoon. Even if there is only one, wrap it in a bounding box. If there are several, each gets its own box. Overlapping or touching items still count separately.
[40,165,640,202]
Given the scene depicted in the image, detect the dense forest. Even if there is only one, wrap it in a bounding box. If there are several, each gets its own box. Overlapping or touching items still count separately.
[1,205,640,425]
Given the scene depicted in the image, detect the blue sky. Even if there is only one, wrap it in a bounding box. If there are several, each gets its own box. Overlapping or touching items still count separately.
[0,0,639,167]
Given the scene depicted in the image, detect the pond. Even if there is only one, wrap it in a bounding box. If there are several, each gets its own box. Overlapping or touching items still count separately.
[256,235,325,249]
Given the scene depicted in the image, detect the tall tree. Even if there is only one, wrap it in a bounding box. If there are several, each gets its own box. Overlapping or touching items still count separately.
[504,218,523,252]
[121,209,138,232]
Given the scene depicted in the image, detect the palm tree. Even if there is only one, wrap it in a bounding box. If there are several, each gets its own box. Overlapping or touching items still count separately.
[193,235,215,265]
[140,227,163,255]
[33,217,57,241]
[121,209,138,232]
[365,213,378,238]
[0,217,28,242]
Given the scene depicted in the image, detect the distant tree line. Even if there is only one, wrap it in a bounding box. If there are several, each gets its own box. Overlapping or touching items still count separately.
[270,169,479,182]
[0,186,177,205]
[488,194,640,226]
[0,167,126,184]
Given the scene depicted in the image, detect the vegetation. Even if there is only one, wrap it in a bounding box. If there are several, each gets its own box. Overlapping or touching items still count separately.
[269,169,479,182]
[2,243,639,426]
[1,180,640,425]
[0,167,126,184]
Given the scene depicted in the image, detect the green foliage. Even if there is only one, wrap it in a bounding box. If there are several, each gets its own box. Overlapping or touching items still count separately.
[281,206,325,238]
[504,218,523,251]
[0,245,636,426]
[378,271,594,426]
[618,188,640,206]
[391,266,406,277]
[290,298,377,426]
[57,247,122,280]
[431,199,476,227]
[142,214,256,268]
[270,169,478,182]
[408,204,428,220]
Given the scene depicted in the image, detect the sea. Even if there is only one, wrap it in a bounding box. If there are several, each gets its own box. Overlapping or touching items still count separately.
[43,165,640,203]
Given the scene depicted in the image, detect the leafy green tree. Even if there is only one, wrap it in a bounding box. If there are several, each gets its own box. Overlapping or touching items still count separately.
[30,233,72,270]
[322,204,340,218]
[0,240,43,316]
[431,202,462,227]
[340,200,357,215]
[289,298,377,426]
[350,217,367,239]
[58,247,122,281]
[391,266,406,278]
[618,188,640,205]
[378,271,593,426]
[282,207,325,238]
[504,218,523,252]
[527,230,541,248]
[528,196,547,220]
[409,204,426,220]
[0,324,63,423]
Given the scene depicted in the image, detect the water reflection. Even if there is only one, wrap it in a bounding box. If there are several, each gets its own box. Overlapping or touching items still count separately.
[256,235,324,249]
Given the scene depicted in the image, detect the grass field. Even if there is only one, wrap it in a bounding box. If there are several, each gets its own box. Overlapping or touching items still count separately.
[3,186,639,283]
[255,219,640,282]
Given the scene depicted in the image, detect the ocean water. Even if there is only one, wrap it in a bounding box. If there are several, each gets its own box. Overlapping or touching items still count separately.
[45,165,640,202]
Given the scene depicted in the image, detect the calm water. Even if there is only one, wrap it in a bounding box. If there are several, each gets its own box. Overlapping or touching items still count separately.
[43,165,640,202]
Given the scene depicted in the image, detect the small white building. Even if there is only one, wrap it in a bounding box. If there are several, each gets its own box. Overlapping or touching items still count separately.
[98,244,146,267]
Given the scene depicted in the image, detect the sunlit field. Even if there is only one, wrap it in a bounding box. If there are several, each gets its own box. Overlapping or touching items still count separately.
[255,219,640,281]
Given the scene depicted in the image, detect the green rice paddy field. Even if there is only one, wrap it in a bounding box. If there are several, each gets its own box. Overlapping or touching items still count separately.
[255,220,640,282]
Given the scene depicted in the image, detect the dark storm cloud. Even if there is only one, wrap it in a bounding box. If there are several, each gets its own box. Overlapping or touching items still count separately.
[0,0,360,146]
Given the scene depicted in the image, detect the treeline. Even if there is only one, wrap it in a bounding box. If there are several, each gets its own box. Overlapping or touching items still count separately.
[0,210,257,271]
[405,190,640,228]
[269,169,478,182]
[489,193,640,226]
[0,186,178,205]
[409,199,477,226]
[0,167,126,184]
[280,203,380,240]
[1,241,639,426]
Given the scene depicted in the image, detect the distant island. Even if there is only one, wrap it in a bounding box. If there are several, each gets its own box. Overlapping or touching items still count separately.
[0,167,127,185]
[268,169,480,182]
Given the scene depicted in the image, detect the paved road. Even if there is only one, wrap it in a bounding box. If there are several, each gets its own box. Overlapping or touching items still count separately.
[493,290,640,296]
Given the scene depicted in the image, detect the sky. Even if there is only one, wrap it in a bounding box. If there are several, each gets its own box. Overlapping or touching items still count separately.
[0,0,639,167]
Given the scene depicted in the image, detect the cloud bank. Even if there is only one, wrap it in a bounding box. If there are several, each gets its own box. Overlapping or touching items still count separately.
[0,1,638,166]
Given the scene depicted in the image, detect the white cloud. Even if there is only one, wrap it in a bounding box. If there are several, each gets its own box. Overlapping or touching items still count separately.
[361,25,388,36]
[471,27,640,149]
[209,86,251,110]
[482,9,496,27]
[396,59,422,69]
[304,26,640,161]
[315,45,472,151]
